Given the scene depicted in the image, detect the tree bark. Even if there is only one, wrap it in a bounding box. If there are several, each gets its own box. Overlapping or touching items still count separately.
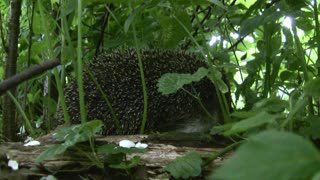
[2,0,22,141]
[0,134,230,179]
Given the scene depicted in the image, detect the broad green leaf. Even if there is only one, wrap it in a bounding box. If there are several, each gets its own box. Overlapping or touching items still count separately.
[36,120,103,163]
[162,152,202,179]
[53,120,103,142]
[304,78,320,97]
[253,96,287,113]
[59,0,77,17]
[211,130,320,180]
[157,67,209,95]
[230,111,257,119]
[36,144,68,163]
[224,111,277,135]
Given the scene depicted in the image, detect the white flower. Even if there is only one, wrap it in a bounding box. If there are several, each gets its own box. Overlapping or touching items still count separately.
[119,140,136,148]
[24,140,41,147]
[8,160,19,170]
[135,142,148,149]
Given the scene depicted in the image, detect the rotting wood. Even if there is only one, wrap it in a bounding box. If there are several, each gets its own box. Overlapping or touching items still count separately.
[0,134,232,179]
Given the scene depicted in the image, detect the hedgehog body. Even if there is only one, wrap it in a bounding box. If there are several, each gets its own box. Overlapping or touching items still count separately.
[63,49,221,135]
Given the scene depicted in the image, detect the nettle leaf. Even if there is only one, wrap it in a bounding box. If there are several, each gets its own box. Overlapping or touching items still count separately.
[157,67,209,95]
[211,130,320,180]
[162,152,202,179]
[36,120,103,163]
[224,111,277,136]
[304,78,320,97]
[53,120,103,142]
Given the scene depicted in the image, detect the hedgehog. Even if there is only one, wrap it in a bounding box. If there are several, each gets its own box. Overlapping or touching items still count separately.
[62,49,227,135]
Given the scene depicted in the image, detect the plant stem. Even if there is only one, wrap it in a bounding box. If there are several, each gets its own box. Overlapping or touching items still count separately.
[77,0,87,123]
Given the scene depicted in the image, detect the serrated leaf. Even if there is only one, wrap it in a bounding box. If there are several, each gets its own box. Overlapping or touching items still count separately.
[53,120,103,142]
[36,120,103,163]
[211,130,320,180]
[162,152,202,179]
[224,111,277,135]
[157,67,209,95]
[304,78,320,97]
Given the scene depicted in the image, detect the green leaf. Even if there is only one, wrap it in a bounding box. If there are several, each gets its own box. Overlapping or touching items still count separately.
[36,144,68,163]
[53,120,103,142]
[224,111,277,135]
[157,67,209,95]
[211,130,320,180]
[208,69,229,93]
[36,120,103,163]
[162,152,202,179]
[239,7,282,35]
[253,96,287,113]
[158,11,192,48]
[124,3,148,33]
[299,116,320,140]
[304,78,320,97]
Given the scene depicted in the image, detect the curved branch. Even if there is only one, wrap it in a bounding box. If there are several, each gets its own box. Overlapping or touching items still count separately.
[0,59,61,95]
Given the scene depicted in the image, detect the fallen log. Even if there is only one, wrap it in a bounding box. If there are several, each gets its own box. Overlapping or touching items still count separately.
[0,134,231,179]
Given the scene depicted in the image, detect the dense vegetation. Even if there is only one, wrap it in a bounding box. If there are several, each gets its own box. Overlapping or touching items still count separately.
[1,0,320,179]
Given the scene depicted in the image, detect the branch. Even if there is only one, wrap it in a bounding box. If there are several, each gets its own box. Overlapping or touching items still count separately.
[95,4,112,57]
[0,59,61,95]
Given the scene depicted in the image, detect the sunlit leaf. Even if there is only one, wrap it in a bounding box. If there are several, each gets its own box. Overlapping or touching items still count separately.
[157,67,209,95]
[224,111,277,135]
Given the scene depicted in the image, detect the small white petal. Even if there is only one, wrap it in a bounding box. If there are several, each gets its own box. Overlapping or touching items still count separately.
[8,160,19,170]
[24,136,34,143]
[119,140,135,148]
[24,140,41,147]
[135,142,148,149]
